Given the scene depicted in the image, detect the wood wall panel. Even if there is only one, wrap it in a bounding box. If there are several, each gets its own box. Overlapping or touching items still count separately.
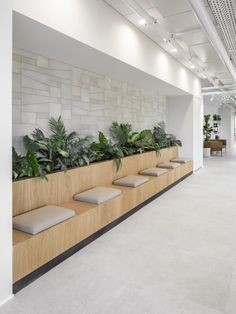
[13,147,178,216]
[13,146,194,283]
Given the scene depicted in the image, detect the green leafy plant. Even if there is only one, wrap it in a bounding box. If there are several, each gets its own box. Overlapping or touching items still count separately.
[24,116,91,173]
[153,122,182,148]
[110,122,159,155]
[203,114,213,147]
[12,116,92,180]
[128,129,160,153]
[90,131,124,170]
[12,118,182,180]
[12,147,45,180]
[110,122,136,156]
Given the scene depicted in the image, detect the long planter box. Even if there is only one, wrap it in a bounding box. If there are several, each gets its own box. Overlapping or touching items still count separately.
[13,147,193,285]
[13,147,179,216]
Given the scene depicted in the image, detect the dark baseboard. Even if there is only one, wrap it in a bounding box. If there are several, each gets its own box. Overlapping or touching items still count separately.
[13,171,193,294]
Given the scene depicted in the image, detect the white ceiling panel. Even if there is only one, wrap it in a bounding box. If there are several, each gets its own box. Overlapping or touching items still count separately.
[146,0,191,17]
[104,0,235,87]
[164,11,200,33]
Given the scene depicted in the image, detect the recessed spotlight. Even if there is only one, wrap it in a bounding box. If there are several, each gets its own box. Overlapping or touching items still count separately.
[190,64,195,69]
[138,19,146,25]
[210,96,214,102]
[171,47,178,52]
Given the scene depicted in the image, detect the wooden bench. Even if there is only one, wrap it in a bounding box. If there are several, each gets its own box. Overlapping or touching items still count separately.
[13,147,193,288]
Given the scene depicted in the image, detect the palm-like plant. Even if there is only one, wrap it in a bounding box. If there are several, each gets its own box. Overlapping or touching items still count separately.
[24,116,91,173]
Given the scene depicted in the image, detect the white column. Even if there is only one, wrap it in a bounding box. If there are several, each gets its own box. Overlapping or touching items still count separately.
[0,0,13,305]
[219,107,235,149]
[167,95,203,171]
[193,96,203,170]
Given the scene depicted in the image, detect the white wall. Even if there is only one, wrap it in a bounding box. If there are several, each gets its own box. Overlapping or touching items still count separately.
[12,0,201,97]
[219,107,235,149]
[204,103,219,117]
[193,96,203,170]
[167,95,203,171]
[0,0,13,305]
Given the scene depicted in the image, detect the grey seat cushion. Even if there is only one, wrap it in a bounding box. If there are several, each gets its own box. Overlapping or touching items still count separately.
[74,186,121,204]
[113,175,149,188]
[171,158,191,164]
[13,205,75,235]
[158,162,181,169]
[139,167,168,177]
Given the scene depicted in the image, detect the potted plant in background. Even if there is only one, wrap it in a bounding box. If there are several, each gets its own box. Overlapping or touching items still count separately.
[203,114,213,157]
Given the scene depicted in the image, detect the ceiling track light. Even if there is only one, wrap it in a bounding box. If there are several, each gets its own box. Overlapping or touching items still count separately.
[122,0,218,84]
[138,19,147,25]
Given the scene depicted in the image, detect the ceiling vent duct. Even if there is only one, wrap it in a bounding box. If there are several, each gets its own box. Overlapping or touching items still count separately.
[207,0,236,69]
[189,0,236,82]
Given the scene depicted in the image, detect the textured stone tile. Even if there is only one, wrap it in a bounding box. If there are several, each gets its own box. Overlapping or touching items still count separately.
[12,49,167,149]
[13,53,21,62]
[22,69,50,85]
[72,68,81,85]
[37,112,49,119]
[22,104,49,113]
[22,94,51,105]
[37,56,49,68]
[50,86,61,98]
[51,69,71,80]
[49,59,70,70]
[13,48,36,59]
[81,88,90,102]
[36,118,49,131]
[22,56,35,65]
[13,124,36,137]
[61,84,72,99]
[13,105,21,123]
[13,60,21,73]
[22,76,49,91]
[22,112,36,124]
[49,103,62,118]
[13,73,21,92]
[61,109,71,120]
[72,86,81,97]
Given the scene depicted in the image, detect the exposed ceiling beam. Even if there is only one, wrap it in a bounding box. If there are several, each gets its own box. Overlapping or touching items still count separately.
[202,84,236,91]
[202,90,236,95]
[175,27,203,37]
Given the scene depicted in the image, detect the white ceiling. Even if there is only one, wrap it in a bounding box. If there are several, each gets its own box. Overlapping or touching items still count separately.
[104,0,234,86]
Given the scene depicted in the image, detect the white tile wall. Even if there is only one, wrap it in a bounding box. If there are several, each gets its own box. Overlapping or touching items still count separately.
[12,48,167,153]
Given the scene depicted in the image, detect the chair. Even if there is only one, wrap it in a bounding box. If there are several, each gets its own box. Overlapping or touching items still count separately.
[209,140,223,156]
[220,139,227,151]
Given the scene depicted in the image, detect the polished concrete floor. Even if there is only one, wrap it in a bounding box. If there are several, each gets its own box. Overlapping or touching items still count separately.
[1,149,236,314]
